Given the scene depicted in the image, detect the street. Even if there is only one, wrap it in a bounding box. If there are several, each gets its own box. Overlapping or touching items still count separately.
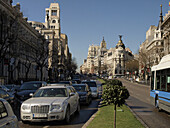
[16,81,102,128]
[120,78,170,128]
[18,99,100,128]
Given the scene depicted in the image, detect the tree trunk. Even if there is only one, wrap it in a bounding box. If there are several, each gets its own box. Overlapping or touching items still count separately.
[40,66,43,81]
[114,104,116,128]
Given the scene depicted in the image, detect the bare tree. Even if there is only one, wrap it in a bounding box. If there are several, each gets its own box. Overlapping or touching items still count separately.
[32,36,49,81]
[139,48,151,80]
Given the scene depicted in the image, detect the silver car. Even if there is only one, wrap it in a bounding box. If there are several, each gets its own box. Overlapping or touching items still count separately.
[21,85,80,123]
[0,98,18,128]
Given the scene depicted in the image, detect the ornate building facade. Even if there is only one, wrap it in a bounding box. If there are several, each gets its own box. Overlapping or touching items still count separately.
[28,3,72,81]
[80,36,134,78]
[0,0,48,84]
[139,5,170,81]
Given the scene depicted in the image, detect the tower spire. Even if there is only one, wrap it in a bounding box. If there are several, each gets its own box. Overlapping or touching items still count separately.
[160,4,163,23]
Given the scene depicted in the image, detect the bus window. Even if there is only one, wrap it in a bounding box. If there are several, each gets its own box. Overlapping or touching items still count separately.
[167,76,170,92]
[161,75,166,91]
[156,71,160,90]
[151,71,154,90]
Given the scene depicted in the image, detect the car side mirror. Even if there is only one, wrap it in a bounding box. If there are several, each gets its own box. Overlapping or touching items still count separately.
[69,92,75,96]
[29,93,33,97]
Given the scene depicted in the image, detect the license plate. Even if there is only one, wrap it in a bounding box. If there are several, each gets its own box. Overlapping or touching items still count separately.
[33,113,47,118]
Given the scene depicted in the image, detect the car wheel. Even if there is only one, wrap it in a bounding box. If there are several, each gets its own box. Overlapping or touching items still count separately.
[76,102,80,114]
[22,120,29,124]
[65,107,70,124]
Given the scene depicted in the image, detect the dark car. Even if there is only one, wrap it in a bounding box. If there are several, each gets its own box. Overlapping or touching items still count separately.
[15,81,47,105]
[72,75,81,84]
[82,80,98,98]
[56,81,72,85]
[72,84,92,104]
[0,88,15,107]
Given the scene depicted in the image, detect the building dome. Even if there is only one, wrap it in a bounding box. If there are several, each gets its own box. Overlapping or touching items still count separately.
[116,35,125,49]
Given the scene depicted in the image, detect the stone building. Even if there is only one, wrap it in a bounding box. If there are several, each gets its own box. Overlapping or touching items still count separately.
[28,3,72,81]
[139,5,168,81]
[0,0,48,84]
[162,10,170,55]
[80,36,133,77]
[104,36,133,78]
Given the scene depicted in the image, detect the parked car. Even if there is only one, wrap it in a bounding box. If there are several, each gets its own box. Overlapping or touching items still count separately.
[56,81,72,85]
[4,84,17,91]
[0,98,18,128]
[71,80,77,84]
[21,85,80,123]
[15,81,47,105]
[72,75,81,83]
[72,84,92,104]
[82,80,98,98]
[0,85,10,92]
[0,88,15,107]
[5,84,20,95]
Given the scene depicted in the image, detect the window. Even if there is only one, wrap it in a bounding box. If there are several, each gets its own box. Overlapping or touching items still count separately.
[0,101,8,119]
[161,75,166,91]
[46,10,49,15]
[160,70,166,91]
[52,20,56,23]
[151,71,154,90]
[51,10,57,16]
[167,76,170,92]
[156,71,160,90]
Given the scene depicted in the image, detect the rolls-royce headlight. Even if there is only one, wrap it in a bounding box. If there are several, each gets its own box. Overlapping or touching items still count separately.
[22,104,30,110]
[51,104,61,111]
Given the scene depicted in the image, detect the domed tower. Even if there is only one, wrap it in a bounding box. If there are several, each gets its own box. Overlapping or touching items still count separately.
[116,35,125,49]
[100,37,106,48]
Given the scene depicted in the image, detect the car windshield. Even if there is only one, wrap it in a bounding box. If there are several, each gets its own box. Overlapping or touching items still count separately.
[4,85,13,89]
[82,82,97,87]
[73,86,86,92]
[20,83,42,90]
[33,88,67,97]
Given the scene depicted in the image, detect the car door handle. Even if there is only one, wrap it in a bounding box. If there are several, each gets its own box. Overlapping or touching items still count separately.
[6,122,10,125]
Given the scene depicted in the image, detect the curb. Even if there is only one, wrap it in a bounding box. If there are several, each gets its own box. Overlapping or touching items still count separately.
[82,110,98,128]
[82,101,102,128]
[125,103,149,128]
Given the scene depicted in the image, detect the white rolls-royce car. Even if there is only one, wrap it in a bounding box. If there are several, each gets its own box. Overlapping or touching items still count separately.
[20,85,80,123]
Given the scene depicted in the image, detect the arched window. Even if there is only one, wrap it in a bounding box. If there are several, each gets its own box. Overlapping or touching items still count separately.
[52,20,56,23]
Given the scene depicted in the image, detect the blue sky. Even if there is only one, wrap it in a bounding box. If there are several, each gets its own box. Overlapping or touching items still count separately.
[13,0,169,70]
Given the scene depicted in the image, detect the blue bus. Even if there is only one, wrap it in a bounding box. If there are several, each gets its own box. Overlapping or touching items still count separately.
[150,54,170,112]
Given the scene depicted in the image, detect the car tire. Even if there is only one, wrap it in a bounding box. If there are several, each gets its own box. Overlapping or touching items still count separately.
[64,107,70,124]
[22,120,29,124]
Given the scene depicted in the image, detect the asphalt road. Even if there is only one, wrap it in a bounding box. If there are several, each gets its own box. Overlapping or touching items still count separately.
[120,78,170,128]
[16,81,102,128]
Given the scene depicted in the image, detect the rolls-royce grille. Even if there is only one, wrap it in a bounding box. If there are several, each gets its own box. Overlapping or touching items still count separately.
[31,105,49,113]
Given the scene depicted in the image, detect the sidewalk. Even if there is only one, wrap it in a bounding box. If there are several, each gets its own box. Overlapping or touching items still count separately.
[124,78,150,86]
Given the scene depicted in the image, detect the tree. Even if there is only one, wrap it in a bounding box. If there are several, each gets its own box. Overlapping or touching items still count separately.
[66,57,78,79]
[125,59,139,78]
[139,48,151,80]
[102,79,129,128]
[32,36,49,80]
